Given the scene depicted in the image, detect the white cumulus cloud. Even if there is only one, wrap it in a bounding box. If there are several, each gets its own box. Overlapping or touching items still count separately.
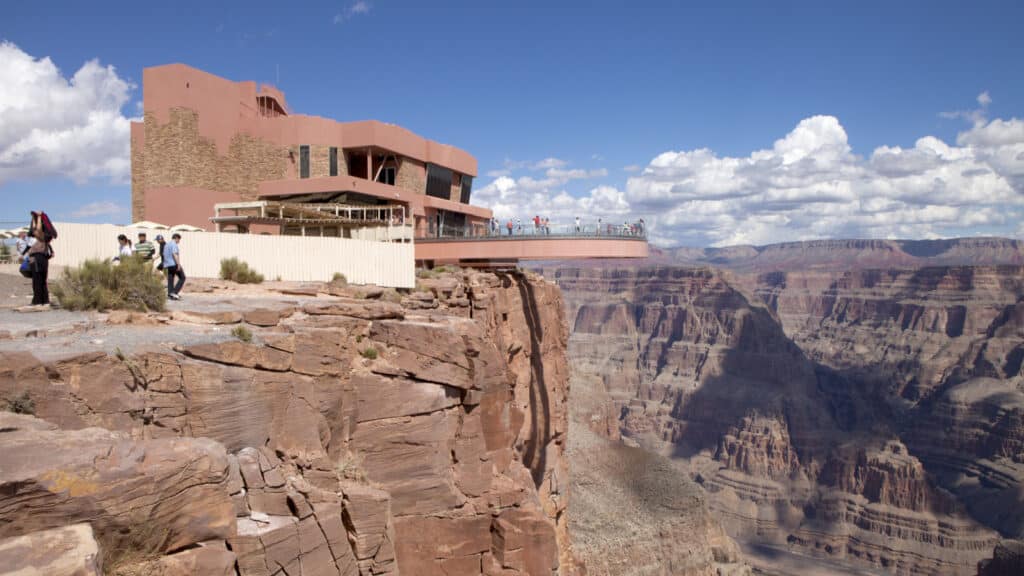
[473,160,622,229]
[70,200,125,218]
[474,107,1024,246]
[0,42,135,187]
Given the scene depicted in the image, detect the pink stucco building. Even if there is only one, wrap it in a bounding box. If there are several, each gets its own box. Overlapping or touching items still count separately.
[131,64,647,265]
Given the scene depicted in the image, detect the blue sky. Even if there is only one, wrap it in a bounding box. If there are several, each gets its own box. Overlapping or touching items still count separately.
[1,0,1023,245]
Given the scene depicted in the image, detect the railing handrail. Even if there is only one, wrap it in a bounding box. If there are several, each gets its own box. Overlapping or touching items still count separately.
[416,222,648,241]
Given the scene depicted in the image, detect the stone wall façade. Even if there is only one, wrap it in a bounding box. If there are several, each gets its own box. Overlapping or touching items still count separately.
[137,108,290,207]
[130,131,146,223]
[397,157,425,195]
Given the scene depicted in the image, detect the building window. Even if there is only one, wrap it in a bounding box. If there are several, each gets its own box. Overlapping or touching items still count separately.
[299,145,310,179]
[426,163,453,199]
[377,166,396,186]
[329,147,338,176]
[460,176,473,204]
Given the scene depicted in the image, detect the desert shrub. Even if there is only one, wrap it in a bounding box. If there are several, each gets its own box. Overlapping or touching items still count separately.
[102,523,170,575]
[53,257,166,312]
[0,243,11,262]
[433,264,459,274]
[336,451,367,483]
[359,347,378,360]
[231,325,253,343]
[219,257,264,284]
[331,272,348,285]
[5,392,35,415]
[380,289,403,304]
[415,268,435,279]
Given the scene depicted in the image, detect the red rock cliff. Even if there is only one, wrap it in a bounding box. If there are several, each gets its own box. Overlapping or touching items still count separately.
[0,270,575,576]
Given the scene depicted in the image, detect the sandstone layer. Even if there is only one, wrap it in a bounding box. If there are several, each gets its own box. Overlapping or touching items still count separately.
[551,266,1016,575]
[0,270,574,575]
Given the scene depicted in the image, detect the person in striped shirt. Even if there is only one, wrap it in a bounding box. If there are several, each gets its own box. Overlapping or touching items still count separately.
[133,232,156,261]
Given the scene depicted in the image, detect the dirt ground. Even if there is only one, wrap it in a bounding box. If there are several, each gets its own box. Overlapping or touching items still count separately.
[0,267,34,309]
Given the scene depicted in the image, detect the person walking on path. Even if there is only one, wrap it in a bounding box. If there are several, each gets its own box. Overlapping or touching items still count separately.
[506,219,513,236]
[133,232,155,261]
[159,234,186,300]
[575,216,581,233]
[114,234,132,262]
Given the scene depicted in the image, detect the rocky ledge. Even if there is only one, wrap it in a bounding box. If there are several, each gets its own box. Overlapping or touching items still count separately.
[0,270,575,576]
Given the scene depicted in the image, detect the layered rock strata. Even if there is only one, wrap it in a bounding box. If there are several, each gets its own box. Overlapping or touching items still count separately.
[0,270,573,575]
[552,267,1005,575]
[747,266,1024,540]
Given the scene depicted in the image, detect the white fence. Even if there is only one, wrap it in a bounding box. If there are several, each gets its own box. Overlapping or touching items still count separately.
[51,222,415,288]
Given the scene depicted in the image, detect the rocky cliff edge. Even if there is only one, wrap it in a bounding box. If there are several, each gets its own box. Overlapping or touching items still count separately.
[0,270,575,576]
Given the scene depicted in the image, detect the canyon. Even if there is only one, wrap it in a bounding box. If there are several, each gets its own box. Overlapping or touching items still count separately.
[548,238,1024,575]
[1,235,1023,576]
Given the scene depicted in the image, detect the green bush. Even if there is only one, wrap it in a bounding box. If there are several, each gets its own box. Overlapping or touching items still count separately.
[0,243,11,262]
[5,392,35,415]
[53,257,166,312]
[231,325,253,342]
[219,258,264,284]
[331,272,348,285]
[360,347,378,360]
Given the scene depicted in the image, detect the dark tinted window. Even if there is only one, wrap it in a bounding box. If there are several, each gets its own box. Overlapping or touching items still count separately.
[460,175,473,204]
[426,163,452,199]
[377,166,396,186]
[329,147,338,176]
[299,145,310,179]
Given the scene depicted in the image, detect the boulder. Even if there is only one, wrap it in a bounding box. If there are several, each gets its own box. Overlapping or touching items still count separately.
[0,523,101,576]
[126,545,237,576]
[243,307,292,327]
[0,414,235,556]
[304,300,404,320]
[183,341,292,372]
[171,310,243,324]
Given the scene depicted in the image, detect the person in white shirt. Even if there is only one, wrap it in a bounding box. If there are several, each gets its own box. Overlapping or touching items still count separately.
[575,216,581,233]
[15,231,34,263]
[113,234,132,262]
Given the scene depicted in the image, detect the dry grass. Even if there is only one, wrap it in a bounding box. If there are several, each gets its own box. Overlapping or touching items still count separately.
[336,451,368,483]
[231,325,253,342]
[4,392,35,415]
[219,257,264,284]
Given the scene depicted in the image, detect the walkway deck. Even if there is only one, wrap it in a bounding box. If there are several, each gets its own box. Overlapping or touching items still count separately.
[415,233,648,264]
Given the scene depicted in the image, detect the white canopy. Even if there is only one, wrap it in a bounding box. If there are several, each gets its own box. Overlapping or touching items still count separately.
[130,221,169,230]
[170,224,205,232]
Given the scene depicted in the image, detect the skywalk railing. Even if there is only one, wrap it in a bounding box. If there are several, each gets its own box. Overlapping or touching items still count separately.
[419,222,648,240]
